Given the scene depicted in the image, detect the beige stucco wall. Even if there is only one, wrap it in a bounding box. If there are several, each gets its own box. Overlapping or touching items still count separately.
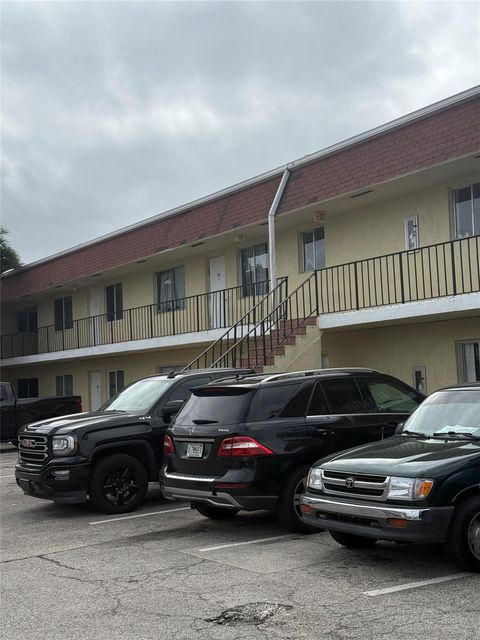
[322,316,480,393]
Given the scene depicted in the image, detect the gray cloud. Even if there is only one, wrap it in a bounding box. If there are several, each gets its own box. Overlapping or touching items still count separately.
[2,0,479,264]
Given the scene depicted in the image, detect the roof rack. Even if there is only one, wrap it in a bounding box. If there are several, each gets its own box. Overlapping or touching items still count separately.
[259,368,380,383]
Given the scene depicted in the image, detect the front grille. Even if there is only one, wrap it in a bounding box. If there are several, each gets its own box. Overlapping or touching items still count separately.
[18,434,49,470]
[322,469,389,501]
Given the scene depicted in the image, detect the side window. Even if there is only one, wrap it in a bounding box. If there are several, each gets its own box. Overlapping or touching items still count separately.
[247,383,301,421]
[362,377,422,414]
[17,378,39,399]
[321,378,366,414]
[281,382,314,418]
[307,382,329,416]
[168,377,212,402]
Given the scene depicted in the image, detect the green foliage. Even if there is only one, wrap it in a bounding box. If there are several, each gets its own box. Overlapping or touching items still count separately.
[0,226,22,273]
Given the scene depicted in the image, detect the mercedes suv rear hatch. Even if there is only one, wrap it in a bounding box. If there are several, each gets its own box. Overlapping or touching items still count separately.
[166,385,256,476]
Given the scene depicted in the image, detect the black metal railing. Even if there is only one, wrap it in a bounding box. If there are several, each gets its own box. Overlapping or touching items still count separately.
[0,280,278,359]
[186,275,314,371]
[317,235,479,313]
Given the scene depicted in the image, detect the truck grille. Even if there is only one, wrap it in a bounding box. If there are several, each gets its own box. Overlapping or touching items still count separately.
[322,469,389,501]
[18,434,49,470]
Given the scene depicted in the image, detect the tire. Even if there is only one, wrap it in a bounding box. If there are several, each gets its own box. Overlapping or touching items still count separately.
[446,496,480,572]
[329,530,378,549]
[89,453,148,514]
[193,502,239,520]
[276,465,319,534]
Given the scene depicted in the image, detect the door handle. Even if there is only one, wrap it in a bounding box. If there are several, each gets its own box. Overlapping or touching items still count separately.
[316,429,334,436]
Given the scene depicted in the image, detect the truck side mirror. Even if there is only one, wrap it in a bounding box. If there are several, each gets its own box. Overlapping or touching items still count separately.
[162,399,184,422]
[395,422,405,435]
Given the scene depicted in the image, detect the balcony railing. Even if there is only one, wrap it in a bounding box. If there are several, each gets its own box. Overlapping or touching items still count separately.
[2,236,479,362]
[1,280,283,359]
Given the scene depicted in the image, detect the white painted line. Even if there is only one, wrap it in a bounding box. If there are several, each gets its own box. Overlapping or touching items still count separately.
[197,534,296,553]
[89,506,190,525]
[363,572,474,596]
[0,475,15,479]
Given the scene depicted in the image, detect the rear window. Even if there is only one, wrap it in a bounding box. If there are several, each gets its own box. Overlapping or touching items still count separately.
[174,386,253,426]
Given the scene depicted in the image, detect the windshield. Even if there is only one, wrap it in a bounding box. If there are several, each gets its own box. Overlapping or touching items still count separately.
[100,379,173,414]
[402,389,480,437]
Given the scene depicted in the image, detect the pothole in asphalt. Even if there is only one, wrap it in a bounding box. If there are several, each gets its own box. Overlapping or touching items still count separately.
[206,602,293,626]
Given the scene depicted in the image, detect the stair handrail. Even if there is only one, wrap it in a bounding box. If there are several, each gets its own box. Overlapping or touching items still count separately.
[184,277,289,370]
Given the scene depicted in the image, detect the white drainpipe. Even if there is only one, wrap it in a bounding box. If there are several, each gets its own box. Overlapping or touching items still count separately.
[268,166,292,302]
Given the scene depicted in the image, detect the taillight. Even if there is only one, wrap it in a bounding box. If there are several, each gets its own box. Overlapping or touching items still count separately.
[163,434,175,454]
[217,436,274,457]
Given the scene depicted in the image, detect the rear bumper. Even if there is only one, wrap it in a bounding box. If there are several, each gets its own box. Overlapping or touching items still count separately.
[15,463,90,504]
[301,493,454,544]
[160,469,278,511]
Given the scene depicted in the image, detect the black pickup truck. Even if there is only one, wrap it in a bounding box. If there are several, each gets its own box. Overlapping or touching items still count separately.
[0,382,82,445]
[301,383,480,572]
[15,368,252,514]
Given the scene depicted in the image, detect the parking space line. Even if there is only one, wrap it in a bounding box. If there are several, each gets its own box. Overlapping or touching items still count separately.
[197,534,296,553]
[363,572,474,596]
[0,475,15,479]
[89,506,190,525]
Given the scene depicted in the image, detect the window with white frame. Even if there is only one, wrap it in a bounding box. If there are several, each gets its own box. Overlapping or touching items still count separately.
[17,378,38,398]
[54,296,73,331]
[106,283,123,322]
[108,370,125,398]
[302,227,325,271]
[17,307,38,333]
[156,266,185,312]
[453,182,480,238]
[405,215,419,250]
[240,243,269,296]
[459,341,480,382]
[56,374,73,396]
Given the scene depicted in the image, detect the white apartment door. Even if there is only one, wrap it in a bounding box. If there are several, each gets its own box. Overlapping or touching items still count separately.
[209,256,226,329]
[89,371,102,411]
[89,287,101,346]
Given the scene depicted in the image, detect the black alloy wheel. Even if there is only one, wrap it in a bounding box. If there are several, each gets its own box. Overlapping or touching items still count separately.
[276,465,320,534]
[89,453,148,514]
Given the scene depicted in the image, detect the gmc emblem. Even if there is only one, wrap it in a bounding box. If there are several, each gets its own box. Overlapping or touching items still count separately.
[21,439,36,448]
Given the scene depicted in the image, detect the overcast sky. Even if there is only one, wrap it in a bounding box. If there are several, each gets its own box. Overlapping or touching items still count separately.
[2,0,479,265]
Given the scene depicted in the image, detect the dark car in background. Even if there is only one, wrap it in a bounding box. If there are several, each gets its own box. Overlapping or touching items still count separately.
[0,381,82,445]
[301,383,480,571]
[15,368,252,513]
[160,368,424,532]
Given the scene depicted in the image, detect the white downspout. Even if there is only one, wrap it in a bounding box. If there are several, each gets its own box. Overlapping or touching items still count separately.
[268,166,292,303]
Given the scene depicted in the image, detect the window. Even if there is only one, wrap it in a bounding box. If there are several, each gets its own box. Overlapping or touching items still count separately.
[156,266,185,312]
[54,296,73,331]
[302,227,325,271]
[247,383,301,421]
[17,378,38,398]
[307,382,329,416]
[459,341,480,382]
[240,243,269,296]
[363,377,421,413]
[453,182,480,238]
[322,378,366,414]
[108,370,125,398]
[17,308,38,333]
[405,215,419,250]
[412,366,427,395]
[168,377,212,402]
[106,283,123,322]
[56,375,73,396]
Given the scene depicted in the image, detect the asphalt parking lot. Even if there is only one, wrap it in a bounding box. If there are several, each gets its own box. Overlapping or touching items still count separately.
[1,443,479,640]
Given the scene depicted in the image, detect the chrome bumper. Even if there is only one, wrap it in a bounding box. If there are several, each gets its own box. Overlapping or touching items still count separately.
[301,495,429,521]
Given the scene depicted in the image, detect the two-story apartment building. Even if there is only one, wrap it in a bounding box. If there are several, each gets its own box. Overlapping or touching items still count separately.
[1,87,479,409]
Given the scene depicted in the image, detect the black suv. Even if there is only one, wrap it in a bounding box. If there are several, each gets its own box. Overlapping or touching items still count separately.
[15,368,252,514]
[160,368,424,532]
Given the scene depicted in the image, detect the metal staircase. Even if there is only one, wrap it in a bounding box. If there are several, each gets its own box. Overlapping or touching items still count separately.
[185,272,318,372]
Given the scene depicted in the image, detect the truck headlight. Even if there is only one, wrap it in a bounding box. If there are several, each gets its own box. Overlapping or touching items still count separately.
[387,477,434,500]
[52,435,76,455]
[307,467,323,489]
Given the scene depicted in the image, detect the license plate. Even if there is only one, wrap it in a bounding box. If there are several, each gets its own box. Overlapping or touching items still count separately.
[186,442,204,458]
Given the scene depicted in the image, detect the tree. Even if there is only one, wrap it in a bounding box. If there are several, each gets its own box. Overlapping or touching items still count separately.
[0,226,22,273]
